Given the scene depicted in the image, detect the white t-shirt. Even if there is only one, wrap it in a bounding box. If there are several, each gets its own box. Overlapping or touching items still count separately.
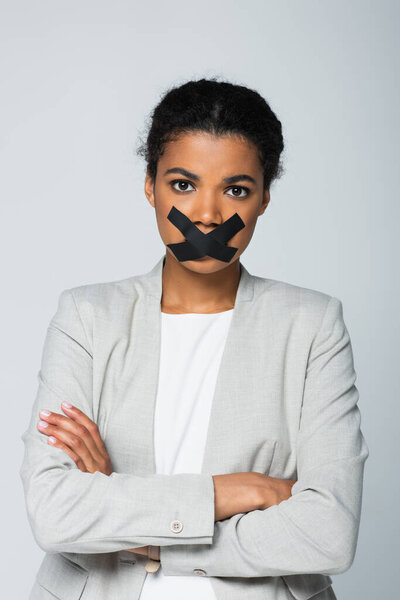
[139,308,234,600]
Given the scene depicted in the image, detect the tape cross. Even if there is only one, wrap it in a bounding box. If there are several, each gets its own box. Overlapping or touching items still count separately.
[166,205,245,262]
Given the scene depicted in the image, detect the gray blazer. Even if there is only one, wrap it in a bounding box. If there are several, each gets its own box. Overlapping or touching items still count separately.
[20,254,369,600]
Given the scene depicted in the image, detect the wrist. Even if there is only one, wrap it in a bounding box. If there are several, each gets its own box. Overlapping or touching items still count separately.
[147,545,160,561]
[253,473,274,510]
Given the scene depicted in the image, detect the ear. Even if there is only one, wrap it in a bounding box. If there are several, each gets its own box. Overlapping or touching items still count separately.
[258,188,270,216]
[144,171,156,208]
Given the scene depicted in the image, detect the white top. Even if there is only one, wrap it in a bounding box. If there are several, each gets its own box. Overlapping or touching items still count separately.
[139,308,234,600]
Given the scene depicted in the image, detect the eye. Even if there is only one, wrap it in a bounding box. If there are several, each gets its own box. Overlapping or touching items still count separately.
[170,179,195,192]
[226,186,250,198]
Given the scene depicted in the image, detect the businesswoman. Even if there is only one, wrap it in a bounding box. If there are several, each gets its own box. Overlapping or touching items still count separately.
[20,78,369,600]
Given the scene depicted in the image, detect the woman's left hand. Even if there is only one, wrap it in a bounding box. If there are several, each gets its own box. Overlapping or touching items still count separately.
[37,402,149,557]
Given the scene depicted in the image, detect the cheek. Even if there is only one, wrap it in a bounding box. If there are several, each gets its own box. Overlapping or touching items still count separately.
[155,208,187,249]
[236,214,257,244]
[154,205,171,235]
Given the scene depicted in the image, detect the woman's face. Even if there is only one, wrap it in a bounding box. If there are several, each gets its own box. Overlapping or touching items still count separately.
[144,131,270,275]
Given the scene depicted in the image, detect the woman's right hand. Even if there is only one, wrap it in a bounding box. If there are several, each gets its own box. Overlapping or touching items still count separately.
[212,472,296,521]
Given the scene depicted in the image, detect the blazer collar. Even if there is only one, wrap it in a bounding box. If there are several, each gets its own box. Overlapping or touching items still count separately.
[141,253,255,304]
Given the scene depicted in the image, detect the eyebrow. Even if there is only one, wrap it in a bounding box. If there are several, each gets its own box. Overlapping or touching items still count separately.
[163,167,257,185]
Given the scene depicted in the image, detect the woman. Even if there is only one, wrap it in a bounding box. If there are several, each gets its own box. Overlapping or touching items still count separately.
[20,78,369,600]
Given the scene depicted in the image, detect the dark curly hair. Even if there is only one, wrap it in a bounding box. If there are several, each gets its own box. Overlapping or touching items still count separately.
[136,76,285,191]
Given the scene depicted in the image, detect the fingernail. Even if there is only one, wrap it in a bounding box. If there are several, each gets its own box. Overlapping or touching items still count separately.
[38,420,48,427]
[48,436,57,444]
[40,410,51,417]
[62,402,72,408]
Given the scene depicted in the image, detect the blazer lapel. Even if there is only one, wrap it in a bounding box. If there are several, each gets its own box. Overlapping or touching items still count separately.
[132,255,262,474]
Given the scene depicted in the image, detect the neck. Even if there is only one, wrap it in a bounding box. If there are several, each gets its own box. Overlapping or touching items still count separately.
[160,252,241,314]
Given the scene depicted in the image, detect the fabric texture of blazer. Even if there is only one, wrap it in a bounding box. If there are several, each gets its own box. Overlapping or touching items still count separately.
[20,254,369,600]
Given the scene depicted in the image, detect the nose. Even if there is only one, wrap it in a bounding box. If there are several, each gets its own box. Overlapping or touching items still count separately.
[189,197,223,232]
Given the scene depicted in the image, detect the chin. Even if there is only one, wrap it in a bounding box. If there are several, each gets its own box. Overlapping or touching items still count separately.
[181,257,235,275]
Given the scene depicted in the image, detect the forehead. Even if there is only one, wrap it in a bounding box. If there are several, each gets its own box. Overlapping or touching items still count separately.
[159,131,261,174]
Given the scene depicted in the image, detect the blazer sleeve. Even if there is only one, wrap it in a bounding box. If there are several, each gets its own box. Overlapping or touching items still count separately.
[160,296,369,577]
[19,288,215,554]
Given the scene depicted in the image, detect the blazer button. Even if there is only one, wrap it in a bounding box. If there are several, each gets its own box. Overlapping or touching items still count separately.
[193,568,207,576]
[170,520,183,533]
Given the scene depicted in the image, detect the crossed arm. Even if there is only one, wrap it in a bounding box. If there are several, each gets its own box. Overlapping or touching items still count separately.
[35,399,295,559]
[20,289,369,577]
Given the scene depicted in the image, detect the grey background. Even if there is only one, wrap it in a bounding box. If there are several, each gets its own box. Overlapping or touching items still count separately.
[1,1,398,597]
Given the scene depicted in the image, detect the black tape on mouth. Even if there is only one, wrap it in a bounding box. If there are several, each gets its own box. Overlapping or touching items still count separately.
[166,205,245,263]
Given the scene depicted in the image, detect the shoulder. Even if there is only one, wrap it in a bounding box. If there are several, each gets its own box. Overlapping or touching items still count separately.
[52,269,148,327]
[251,273,344,331]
